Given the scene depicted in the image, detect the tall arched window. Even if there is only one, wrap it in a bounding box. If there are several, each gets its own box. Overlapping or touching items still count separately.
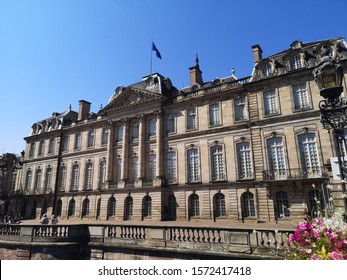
[96,198,101,220]
[167,195,177,221]
[124,196,133,220]
[99,160,107,185]
[214,193,226,218]
[85,162,93,190]
[143,195,152,218]
[298,133,320,177]
[236,142,253,179]
[25,170,32,191]
[275,191,290,218]
[35,168,42,191]
[56,199,62,217]
[108,197,116,218]
[210,145,225,181]
[68,199,76,218]
[187,148,200,182]
[45,167,52,192]
[71,163,79,191]
[82,198,90,217]
[241,191,255,218]
[267,137,287,179]
[189,194,200,218]
[59,165,67,192]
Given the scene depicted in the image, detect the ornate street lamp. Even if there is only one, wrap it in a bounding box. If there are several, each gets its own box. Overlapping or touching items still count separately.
[313,50,347,220]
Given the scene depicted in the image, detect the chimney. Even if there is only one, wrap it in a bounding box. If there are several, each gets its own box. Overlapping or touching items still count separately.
[189,54,203,87]
[78,100,91,121]
[252,44,263,63]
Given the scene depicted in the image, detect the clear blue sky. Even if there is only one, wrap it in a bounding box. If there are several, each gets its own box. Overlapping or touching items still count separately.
[1,0,347,154]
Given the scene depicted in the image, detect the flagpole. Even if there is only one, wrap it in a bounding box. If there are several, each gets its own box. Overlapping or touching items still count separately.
[150,41,153,75]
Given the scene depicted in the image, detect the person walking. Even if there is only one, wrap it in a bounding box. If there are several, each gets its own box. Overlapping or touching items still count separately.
[40,214,49,224]
[51,214,58,224]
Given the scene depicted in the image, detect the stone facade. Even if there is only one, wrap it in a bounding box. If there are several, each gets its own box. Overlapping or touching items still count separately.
[2,36,347,225]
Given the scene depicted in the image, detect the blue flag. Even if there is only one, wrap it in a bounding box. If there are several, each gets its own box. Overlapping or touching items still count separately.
[152,42,162,59]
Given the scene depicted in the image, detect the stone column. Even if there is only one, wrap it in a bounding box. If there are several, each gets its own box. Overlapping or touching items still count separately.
[120,118,128,188]
[154,110,163,186]
[106,121,114,187]
[137,114,145,187]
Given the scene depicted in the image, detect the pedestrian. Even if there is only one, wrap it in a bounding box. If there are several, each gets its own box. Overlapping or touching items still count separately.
[40,213,49,224]
[8,216,16,224]
[51,214,58,224]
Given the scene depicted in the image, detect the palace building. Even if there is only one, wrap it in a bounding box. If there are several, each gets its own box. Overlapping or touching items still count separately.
[2,36,347,224]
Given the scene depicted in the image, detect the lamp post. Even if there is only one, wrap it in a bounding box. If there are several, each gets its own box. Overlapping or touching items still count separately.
[313,50,347,220]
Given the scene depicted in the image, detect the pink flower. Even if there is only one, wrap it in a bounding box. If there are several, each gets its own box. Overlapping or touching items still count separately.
[310,254,318,260]
[330,251,343,260]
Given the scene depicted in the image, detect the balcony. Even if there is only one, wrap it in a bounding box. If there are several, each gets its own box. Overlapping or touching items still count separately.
[262,167,328,181]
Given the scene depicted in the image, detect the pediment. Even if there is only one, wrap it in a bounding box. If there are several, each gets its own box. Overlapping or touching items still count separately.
[104,87,164,112]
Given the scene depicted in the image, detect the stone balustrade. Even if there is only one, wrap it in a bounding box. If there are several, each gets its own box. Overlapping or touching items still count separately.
[0,223,294,259]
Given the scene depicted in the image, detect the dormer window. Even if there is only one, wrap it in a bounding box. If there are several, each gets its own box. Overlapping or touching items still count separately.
[262,64,272,77]
[289,55,302,70]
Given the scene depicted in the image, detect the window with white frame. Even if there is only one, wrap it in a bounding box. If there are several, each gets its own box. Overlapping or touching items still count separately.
[108,197,116,217]
[262,63,272,77]
[25,170,32,191]
[209,103,221,126]
[38,141,45,156]
[48,138,55,154]
[117,124,124,142]
[189,194,200,217]
[132,121,139,140]
[29,143,35,158]
[148,154,156,180]
[263,90,278,115]
[292,83,310,110]
[45,167,52,192]
[102,127,109,145]
[234,97,247,121]
[130,156,138,182]
[74,132,82,150]
[99,160,107,184]
[214,193,226,217]
[187,148,200,182]
[187,108,197,130]
[149,117,157,136]
[71,164,79,191]
[210,145,225,181]
[167,114,175,134]
[241,192,255,218]
[82,198,90,217]
[115,158,122,182]
[236,142,253,179]
[267,137,287,179]
[62,136,69,152]
[143,195,152,217]
[87,129,95,147]
[289,55,302,70]
[166,151,177,183]
[85,162,93,189]
[59,165,67,191]
[298,133,321,176]
[35,169,42,190]
[275,191,290,218]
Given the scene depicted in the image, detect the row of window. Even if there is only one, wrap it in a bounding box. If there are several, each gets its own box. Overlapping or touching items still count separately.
[52,189,320,221]
[24,132,323,190]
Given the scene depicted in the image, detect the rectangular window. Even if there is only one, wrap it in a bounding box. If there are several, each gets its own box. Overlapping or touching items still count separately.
[62,136,69,152]
[237,142,253,179]
[167,114,175,134]
[130,157,138,182]
[48,139,55,154]
[234,97,247,121]
[38,141,45,156]
[132,121,139,140]
[74,133,82,150]
[267,137,287,179]
[187,108,197,130]
[209,103,221,126]
[88,129,95,147]
[289,55,302,70]
[293,83,310,110]
[299,133,321,177]
[117,125,124,142]
[187,149,200,182]
[148,154,156,180]
[29,143,35,158]
[102,128,109,145]
[210,146,225,181]
[149,117,157,136]
[115,158,122,182]
[263,90,278,115]
[166,151,177,183]
[45,168,52,192]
